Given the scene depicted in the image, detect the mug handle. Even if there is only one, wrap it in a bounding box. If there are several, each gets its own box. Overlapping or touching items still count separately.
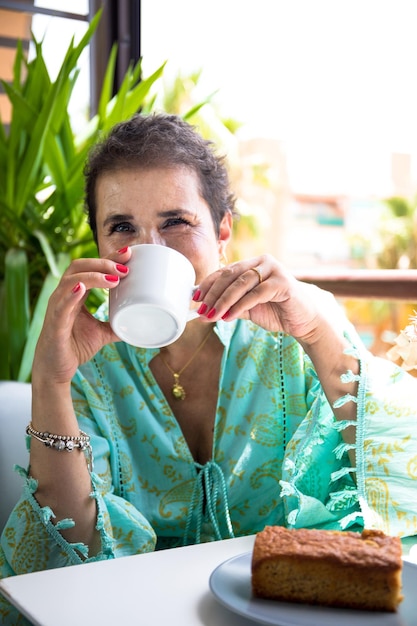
[187,286,200,322]
[187,310,200,322]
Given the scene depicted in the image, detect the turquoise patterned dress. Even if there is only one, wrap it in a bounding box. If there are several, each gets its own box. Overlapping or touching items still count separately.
[2,318,417,624]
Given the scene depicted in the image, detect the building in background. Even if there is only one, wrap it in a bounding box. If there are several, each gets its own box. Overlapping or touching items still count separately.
[0,6,32,124]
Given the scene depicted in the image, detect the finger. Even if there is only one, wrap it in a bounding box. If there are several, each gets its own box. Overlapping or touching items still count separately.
[65,256,129,276]
[48,280,88,326]
[196,259,271,320]
[249,266,263,285]
[62,259,129,291]
[195,259,264,299]
[113,245,132,263]
[46,279,108,347]
[44,258,128,336]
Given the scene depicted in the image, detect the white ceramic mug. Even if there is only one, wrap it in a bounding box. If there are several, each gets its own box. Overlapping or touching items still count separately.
[109,244,199,348]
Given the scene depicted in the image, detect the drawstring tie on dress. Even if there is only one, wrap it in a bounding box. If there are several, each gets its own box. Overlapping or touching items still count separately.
[183,460,235,545]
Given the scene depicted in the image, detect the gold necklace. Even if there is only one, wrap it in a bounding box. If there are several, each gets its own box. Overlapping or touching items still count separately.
[159,328,213,400]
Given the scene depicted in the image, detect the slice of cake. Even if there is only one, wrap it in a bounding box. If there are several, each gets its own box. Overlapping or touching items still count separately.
[251,526,403,611]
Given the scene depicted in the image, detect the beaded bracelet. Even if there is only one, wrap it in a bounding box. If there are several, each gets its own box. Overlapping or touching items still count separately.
[26,422,93,471]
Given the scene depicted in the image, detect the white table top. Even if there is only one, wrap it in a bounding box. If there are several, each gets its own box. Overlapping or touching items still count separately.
[0,535,257,626]
[1,534,417,626]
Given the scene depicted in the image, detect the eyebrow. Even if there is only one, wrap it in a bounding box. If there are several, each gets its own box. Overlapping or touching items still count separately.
[102,209,195,228]
[102,213,134,228]
[158,209,196,219]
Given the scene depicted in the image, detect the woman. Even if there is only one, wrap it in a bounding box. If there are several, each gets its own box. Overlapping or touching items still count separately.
[1,114,417,602]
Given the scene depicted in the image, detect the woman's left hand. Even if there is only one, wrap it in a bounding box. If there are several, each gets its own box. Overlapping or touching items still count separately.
[196,254,360,443]
[194,254,344,344]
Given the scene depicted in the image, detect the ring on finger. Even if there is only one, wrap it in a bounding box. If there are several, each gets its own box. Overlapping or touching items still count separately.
[250,266,263,284]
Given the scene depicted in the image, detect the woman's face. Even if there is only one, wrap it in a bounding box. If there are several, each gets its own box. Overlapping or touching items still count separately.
[95,166,232,283]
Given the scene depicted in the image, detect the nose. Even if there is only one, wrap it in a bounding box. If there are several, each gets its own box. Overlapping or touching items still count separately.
[134,230,165,246]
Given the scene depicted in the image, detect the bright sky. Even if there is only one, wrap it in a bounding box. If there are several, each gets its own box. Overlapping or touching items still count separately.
[141,0,417,196]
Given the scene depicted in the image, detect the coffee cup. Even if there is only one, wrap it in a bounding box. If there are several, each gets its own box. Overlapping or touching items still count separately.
[109,244,199,348]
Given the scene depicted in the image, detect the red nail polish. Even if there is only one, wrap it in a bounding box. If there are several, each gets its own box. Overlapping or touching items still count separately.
[193,289,201,302]
[72,282,81,294]
[105,274,119,283]
[207,307,216,319]
[116,263,128,274]
[117,246,129,254]
[197,303,208,315]
[222,310,231,320]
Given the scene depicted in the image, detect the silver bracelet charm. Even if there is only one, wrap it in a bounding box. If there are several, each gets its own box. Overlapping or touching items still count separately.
[26,422,93,471]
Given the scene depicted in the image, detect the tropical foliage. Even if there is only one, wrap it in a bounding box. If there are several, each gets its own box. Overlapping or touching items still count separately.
[0,11,165,381]
[376,195,417,270]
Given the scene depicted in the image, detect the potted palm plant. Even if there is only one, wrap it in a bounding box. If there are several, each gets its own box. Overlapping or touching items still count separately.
[0,11,165,382]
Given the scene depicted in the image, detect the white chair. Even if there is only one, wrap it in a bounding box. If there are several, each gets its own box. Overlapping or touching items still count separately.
[0,381,31,532]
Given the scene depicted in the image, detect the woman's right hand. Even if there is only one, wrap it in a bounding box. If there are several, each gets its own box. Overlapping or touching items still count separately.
[28,254,130,552]
[33,255,129,386]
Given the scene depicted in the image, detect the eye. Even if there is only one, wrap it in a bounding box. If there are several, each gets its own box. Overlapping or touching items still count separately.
[109,221,135,234]
[163,216,192,228]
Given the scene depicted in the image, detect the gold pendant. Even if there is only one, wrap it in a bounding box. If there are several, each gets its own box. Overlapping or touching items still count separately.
[172,382,186,400]
[172,374,186,400]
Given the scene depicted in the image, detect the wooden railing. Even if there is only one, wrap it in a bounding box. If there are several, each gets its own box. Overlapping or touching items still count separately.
[293,269,417,301]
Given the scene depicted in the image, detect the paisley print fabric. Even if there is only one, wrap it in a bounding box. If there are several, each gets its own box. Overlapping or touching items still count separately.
[2,318,417,624]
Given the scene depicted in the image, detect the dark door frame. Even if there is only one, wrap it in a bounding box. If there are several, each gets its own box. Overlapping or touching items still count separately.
[0,0,141,116]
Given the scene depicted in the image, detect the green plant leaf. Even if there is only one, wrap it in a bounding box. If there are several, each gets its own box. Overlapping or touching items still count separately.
[5,248,30,379]
[183,101,209,121]
[18,252,70,382]
[103,62,166,130]
[0,281,10,379]
[33,230,62,277]
[12,39,24,89]
[9,16,101,215]
[97,44,118,120]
